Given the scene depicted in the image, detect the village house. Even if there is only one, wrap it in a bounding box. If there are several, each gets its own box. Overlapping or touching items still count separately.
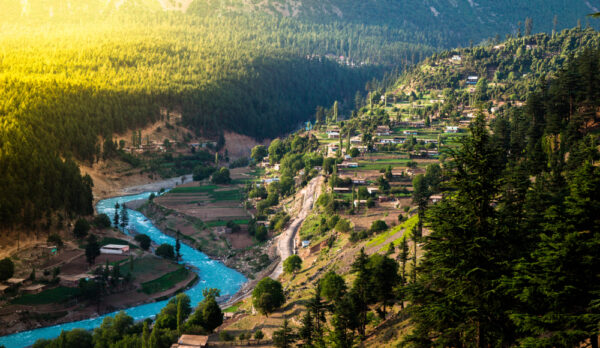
[171,334,209,348]
[352,145,368,153]
[353,199,368,207]
[100,244,130,255]
[392,170,405,178]
[263,177,280,184]
[466,76,479,85]
[337,162,359,169]
[256,221,271,228]
[430,194,443,203]
[375,126,391,136]
[351,178,367,185]
[350,136,362,145]
[367,187,379,195]
[328,143,340,156]
[21,284,46,295]
[60,274,98,287]
[405,168,426,177]
[333,187,351,193]
[327,131,340,139]
[403,130,418,135]
[423,139,438,144]
[450,55,462,64]
[446,126,459,133]
[380,138,395,145]
[6,278,25,288]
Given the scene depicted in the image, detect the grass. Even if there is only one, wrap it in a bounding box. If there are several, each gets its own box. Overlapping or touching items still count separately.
[170,185,219,193]
[299,213,324,240]
[141,266,190,295]
[223,304,241,313]
[120,255,171,277]
[169,184,241,202]
[11,287,80,305]
[206,219,250,227]
[367,215,418,248]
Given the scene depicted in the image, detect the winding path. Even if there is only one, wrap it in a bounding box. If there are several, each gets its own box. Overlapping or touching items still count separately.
[269,175,322,279]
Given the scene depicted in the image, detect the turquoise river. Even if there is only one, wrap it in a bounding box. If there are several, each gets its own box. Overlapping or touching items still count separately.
[0,192,247,348]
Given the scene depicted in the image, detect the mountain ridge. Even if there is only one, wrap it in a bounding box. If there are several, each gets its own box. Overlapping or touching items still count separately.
[9,0,599,47]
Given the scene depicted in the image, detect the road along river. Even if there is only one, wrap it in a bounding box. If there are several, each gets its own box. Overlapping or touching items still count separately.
[0,192,246,348]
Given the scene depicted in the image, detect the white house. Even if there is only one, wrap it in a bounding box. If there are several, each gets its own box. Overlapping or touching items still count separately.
[327,131,340,139]
[100,244,130,255]
[446,126,459,133]
[467,76,479,85]
[367,187,379,195]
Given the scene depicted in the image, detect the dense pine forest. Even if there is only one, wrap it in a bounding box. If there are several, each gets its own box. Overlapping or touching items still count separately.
[0,7,437,229]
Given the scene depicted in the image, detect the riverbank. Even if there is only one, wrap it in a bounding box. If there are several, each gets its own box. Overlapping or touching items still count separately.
[0,192,246,347]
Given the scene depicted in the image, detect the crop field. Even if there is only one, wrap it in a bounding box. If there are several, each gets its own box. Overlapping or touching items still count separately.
[140,266,190,295]
[11,287,80,305]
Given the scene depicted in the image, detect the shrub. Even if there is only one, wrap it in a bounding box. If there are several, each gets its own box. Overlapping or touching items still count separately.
[334,218,352,233]
[255,225,268,242]
[73,218,90,239]
[226,221,241,233]
[326,215,340,230]
[134,234,152,250]
[219,331,234,342]
[211,167,231,184]
[229,157,249,168]
[93,214,112,229]
[252,278,285,316]
[47,234,63,248]
[283,255,302,274]
[0,258,15,281]
[156,244,175,259]
[370,220,388,233]
[193,165,216,181]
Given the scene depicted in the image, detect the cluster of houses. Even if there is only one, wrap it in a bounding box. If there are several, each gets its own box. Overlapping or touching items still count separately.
[126,141,168,154]
[0,277,47,296]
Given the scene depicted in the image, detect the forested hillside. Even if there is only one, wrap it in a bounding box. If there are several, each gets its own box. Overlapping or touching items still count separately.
[0,3,436,229]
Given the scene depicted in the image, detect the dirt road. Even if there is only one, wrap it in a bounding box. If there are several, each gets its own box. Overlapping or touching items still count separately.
[222,175,322,307]
[122,174,193,195]
[269,175,322,279]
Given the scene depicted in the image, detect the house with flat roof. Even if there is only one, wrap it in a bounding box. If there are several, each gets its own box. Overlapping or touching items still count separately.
[376,126,391,136]
[327,131,340,139]
[171,334,209,348]
[100,244,130,255]
[21,284,46,295]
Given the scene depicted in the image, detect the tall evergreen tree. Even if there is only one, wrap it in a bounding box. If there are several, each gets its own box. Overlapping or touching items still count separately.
[405,115,515,346]
[509,159,600,347]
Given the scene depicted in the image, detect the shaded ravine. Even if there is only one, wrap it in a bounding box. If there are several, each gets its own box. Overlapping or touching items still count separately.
[0,192,246,348]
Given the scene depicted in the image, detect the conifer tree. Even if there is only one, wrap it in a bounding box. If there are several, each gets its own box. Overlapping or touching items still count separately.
[405,115,513,346]
[113,203,120,228]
